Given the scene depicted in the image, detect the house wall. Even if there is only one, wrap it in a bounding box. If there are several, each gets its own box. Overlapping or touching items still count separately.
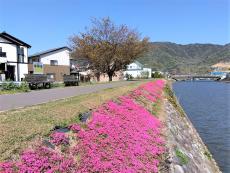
[123,70,142,78]
[43,65,70,81]
[124,68,152,78]
[0,39,17,62]
[143,68,152,78]
[40,49,70,66]
[124,61,152,78]
[29,49,71,81]
[19,63,29,80]
[0,37,29,81]
[28,64,70,81]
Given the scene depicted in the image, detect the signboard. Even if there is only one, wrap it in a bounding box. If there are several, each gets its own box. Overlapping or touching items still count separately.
[33,62,43,74]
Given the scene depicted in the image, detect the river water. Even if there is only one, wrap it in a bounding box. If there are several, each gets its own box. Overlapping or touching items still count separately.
[173,81,230,173]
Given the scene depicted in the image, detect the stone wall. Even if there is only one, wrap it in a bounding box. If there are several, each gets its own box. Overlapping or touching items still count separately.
[164,99,221,173]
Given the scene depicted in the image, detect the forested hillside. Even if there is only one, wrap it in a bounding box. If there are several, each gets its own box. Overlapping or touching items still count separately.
[138,42,230,74]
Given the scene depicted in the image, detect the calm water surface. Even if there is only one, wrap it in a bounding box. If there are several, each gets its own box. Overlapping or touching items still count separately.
[173,81,230,173]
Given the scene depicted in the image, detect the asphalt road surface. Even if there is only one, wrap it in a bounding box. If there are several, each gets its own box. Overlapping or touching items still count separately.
[0,81,136,112]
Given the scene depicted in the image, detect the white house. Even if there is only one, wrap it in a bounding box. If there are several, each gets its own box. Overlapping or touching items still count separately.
[28,47,71,81]
[0,32,31,81]
[123,61,152,78]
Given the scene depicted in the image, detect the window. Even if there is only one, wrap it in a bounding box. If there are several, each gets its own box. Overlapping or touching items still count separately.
[0,47,6,57]
[18,55,24,63]
[50,60,58,66]
[17,47,25,63]
[20,47,24,56]
[129,66,132,69]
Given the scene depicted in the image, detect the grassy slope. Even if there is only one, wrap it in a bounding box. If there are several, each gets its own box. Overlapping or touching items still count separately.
[0,81,145,161]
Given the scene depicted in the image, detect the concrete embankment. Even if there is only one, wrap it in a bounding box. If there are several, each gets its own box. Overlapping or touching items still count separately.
[163,87,221,173]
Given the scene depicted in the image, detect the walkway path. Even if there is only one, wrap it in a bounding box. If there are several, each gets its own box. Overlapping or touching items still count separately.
[0,81,136,112]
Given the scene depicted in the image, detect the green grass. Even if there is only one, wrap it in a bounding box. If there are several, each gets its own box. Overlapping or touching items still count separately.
[51,82,65,88]
[175,149,189,165]
[0,89,28,95]
[0,81,119,95]
[151,99,161,116]
[0,81,145,161]
[204,150,212,160]
[164,83,186,117]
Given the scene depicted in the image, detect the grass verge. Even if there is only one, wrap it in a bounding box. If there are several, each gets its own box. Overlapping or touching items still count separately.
[0,81,122,95]
[164,83,186,117]
[0,81,145,161]
[0,90,25,95]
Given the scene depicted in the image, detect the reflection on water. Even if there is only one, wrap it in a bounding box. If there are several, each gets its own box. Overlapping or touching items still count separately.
[173,81,230,173]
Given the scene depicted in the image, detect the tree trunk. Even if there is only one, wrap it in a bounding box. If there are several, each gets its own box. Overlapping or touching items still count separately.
[96,73,100,82]
[108,70,115,82]
[109,75,113,81]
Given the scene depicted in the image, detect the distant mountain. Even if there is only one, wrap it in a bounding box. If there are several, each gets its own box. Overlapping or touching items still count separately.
[138,42,230,74]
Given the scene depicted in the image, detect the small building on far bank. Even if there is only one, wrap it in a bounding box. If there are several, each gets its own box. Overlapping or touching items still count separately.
[28,47,71,81]
[211,62,230,72]
[123,61,151,79]
[210,61,230,79]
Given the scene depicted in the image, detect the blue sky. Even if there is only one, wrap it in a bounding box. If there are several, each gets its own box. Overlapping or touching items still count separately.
[0,0,229,54]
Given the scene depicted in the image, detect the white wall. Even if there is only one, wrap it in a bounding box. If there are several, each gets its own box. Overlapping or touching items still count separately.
[124,68,152,78]
[0,42,17,62]
[143,68,152,78]
[40,49,70,66]
[19,63,28,80]
[123,70,143,78]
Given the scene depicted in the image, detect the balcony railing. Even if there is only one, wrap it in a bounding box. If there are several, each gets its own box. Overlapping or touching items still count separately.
[0,52,6,57]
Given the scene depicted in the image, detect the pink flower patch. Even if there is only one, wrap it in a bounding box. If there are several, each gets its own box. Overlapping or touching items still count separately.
[69,124,81,133]
[0,80,166,173]
[50,132,69,146]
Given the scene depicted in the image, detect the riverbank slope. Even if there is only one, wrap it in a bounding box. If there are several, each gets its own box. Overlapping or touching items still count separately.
[163,84,221,173]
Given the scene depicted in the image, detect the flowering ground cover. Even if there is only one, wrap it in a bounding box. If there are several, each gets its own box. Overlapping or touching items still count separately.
[0,80,165,173]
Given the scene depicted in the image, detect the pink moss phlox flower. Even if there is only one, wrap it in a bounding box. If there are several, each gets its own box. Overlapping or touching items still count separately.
[69,124,81,133]
[0,146,75,173]
[0,80,166,173]
[0,162,15,173]
[50,132,69,146]
[72,81,166,172]
[129,80,165,103]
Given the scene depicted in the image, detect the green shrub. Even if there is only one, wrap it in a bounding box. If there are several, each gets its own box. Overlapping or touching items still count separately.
[1,80,18,90]
[1,80,30,92]
[18,81,30,92]
[125,73,134,80]
[51,83,65,88]
[140,71,149,79]
[204,150,212,160]
[175,149,189,165]
[152,72,164,78]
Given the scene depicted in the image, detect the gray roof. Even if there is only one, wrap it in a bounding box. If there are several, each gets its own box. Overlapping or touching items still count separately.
[29,46,71,58]
[0,31,31,48]
[133,60,144,68]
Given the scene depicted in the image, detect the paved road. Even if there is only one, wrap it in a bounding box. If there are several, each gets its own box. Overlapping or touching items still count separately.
[0,81,136,112]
